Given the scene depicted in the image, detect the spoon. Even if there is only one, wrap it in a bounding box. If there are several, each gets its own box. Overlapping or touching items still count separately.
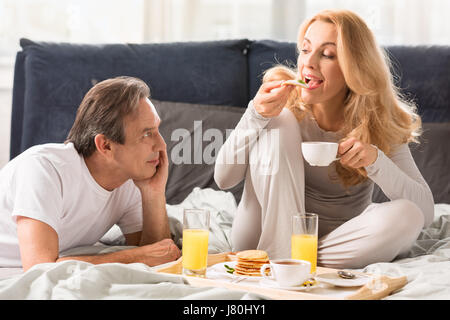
[337,270,370,279]
[337,270,356,279]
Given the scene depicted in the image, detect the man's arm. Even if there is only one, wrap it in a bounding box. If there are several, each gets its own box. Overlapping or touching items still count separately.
[17,216,59,271]
[132,148,171,246]
[122,193,170,247]
[17,216,180,272]
[122,190,170,246]
[137,191,171,246]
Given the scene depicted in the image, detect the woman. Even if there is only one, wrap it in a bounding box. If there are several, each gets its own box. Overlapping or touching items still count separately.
[214,10,434,268]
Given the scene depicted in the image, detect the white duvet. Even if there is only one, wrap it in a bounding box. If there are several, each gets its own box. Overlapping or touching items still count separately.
[0,188,449,300]
[363,203,450,299]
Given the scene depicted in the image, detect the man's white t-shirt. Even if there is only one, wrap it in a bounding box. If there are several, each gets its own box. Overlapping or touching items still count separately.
[0,142,143,267]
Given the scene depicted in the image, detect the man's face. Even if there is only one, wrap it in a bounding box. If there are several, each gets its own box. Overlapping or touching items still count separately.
[111,98,166,180]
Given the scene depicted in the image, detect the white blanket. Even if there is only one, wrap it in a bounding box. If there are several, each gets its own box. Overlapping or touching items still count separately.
[0,260,267,299]
[0,187,253,300]
[1,188,449,299]
[363,204,450,299]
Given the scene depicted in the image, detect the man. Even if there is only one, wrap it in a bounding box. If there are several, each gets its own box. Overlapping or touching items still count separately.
[0,76,181,271]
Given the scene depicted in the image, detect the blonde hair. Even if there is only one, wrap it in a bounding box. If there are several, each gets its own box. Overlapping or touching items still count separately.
[264,9,422,186]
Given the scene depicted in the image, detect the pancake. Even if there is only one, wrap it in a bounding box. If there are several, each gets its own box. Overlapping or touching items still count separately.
[236,250,269,261]
[233,250,270,277]
[234,265,262,273]
[235,270,265,277]
[235,260,268,268]
[282,79,309,88]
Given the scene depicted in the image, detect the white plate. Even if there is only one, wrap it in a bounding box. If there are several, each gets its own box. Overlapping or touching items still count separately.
[206,261,263,282]
[259,278,319,291]
[315,272,370,287]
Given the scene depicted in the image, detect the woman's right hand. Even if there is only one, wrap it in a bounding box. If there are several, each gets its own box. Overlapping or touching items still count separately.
[253,80,294,118]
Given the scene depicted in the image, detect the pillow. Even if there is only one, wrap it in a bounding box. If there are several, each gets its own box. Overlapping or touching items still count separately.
[409,122,450,204]
[247,40,297,100]
[13,38,250,158]
[373,122,450,204]
[152,100,246,205]
[385,46,450,122]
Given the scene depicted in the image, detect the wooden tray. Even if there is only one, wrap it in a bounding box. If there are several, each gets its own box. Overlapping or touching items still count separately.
[156,252,407,300]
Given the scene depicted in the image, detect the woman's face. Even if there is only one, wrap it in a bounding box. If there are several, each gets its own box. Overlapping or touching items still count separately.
[298,20,348,106]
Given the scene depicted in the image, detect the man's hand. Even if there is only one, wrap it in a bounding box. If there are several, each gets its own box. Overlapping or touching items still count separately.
[57,238,181,267]
[133,148,169,195]
[132,147,171,246]
[338,137,378,168]
[135,238,181,266]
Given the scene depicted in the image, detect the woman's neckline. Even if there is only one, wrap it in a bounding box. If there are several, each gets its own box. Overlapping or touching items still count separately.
[308,112,345,135]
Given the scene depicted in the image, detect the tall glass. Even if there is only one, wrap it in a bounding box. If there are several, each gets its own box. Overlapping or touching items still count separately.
[182,209,210,277]
[291,213,318,274]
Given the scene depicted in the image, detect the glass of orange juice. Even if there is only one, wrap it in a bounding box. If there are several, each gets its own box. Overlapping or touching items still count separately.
[182,209,210,277]
[291,213,318,274]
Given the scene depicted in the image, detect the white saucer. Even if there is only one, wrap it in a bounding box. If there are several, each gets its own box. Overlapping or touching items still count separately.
[315,272,370,287]
[259,278,318,291]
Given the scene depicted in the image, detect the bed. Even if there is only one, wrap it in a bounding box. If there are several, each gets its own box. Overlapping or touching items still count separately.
[5,39,449,300]
[0,188,449,300]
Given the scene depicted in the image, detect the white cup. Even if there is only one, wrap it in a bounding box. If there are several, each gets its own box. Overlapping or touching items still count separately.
[260,259,311,287]
[301,142,340,166]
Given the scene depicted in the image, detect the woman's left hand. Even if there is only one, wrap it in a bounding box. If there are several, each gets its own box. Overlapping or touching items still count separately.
[338,137,378,168]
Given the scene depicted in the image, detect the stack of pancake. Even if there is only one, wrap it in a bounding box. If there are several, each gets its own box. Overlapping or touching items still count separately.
[234,250,270,277]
